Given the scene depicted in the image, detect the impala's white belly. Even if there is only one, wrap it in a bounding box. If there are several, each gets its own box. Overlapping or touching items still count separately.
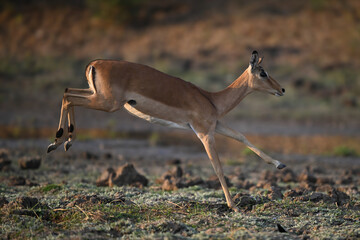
[124,103,188,129]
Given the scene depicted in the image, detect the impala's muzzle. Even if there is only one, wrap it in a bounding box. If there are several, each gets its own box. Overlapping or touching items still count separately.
[274,88,285,97]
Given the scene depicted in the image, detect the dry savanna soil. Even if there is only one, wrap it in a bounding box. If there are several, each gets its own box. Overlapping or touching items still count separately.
[0,133,359,239]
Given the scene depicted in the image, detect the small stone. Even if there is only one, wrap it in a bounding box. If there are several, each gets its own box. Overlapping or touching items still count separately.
[268,186,283,200]
[96,167,116,187]
[96,163,148,187]
[204,175,232,189]
[18,156,41,170]
[309,192,325,202]
[81,151,99,160]
[166,158,182,165]
[8,176,26,186]
[315,184,333,193]
[330,188,350,206]
[281,169,297,182]
[284,189,302,198]
[233,193,256,207]
[298,170,317,184]
[113,163,148,187]
[0,149,11,171]
[162,178,178,191]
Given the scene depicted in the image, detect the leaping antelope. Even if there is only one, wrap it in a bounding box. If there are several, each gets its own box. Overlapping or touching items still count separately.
[47,51,286,212]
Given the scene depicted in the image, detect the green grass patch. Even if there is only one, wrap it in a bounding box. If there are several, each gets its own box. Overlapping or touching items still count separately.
[332,146,358,157]
[40,184,63,193]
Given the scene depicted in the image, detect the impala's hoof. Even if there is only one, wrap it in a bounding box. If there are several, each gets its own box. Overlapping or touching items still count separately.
[277,163,286,169]
[64,141,72,151]
[47,143,58,153]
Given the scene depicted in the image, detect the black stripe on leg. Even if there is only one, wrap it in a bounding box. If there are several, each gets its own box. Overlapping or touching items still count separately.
[68,124,74,133]
[56,128,64,138]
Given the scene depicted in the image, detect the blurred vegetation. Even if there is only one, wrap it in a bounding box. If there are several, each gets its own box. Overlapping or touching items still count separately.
[332,146,358,157]
[0,0,359,126]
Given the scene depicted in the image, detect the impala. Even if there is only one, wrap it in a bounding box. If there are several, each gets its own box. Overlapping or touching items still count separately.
[47,51,286,212]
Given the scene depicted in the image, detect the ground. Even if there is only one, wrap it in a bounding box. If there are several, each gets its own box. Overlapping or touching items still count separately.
[1,130,359,239]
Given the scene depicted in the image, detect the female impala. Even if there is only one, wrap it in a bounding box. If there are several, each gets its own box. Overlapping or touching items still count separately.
[47,51,286,212]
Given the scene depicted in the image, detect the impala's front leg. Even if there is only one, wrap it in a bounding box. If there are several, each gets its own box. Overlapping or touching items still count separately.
[215,121,286,169]
[197,131,239,212]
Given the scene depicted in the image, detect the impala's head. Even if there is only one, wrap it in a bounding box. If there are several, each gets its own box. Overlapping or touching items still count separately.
[248,50,285,97]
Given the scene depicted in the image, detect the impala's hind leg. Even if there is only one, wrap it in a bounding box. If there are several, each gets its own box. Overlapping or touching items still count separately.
[47,92,91,153]
[47,97,69,153]
[215,121,286,169]
[62,88,93,151]
[64,107,75,151]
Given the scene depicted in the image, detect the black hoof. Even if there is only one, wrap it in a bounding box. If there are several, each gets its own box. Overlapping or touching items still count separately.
[64,141,72,151]
[47,144,58,153]
[277,163,286,169]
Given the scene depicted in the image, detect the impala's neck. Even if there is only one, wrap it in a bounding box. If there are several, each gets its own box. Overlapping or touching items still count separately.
[212,68,253,117]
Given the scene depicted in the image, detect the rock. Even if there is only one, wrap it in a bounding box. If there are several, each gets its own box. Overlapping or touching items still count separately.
[8,176,26,186]
[281,169,297,182]
[0,149,11,171]
[113,163,148,187]
[298,170,317,184]
[96,163,148,188]
[161,166,183,180]
[337,176,353,185]
[330,188,350,206]
[309,192,325,202]
[268,186,283,200]
[204,175,232,189]
[162,178,179,191]
[96,167,116,187]
[233,193,257,207]
[156,221,192,235]
[166,158,182,166]
[182,177,204,187]
[81,151,99,160]
[283,189,302,198]
[299,182,316,191]
[315,184,333,193]
[157,166,205,190]
[238,180,254,190]
[18,156,41,169]
[297,192,333,203]
[316,177,334,185]
[260,170,277,182]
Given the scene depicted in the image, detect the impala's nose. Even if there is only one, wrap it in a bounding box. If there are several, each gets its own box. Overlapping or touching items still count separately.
[282,88,285,93]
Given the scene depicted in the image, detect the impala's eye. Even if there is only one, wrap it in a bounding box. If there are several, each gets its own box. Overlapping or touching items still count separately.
[260,70,267,78]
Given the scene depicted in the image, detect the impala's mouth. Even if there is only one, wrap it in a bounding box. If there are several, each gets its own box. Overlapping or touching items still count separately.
[274,88,285,97]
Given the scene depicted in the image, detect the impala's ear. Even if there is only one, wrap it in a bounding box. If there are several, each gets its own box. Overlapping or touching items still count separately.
[249,50,259,71]
[258,56,263,65]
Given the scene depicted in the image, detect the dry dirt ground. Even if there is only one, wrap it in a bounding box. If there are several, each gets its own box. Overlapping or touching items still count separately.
[0,128,359,239]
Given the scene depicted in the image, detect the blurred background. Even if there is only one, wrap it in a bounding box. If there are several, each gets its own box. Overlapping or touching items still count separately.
[0,0,359,156]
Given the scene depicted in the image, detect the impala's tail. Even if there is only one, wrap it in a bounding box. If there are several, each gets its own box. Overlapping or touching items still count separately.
[86,65,97,93]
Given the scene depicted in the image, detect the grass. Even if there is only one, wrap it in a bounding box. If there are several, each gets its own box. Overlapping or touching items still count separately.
[1,180,359,239]
[40,184,63,193]
[332,146,359,157]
